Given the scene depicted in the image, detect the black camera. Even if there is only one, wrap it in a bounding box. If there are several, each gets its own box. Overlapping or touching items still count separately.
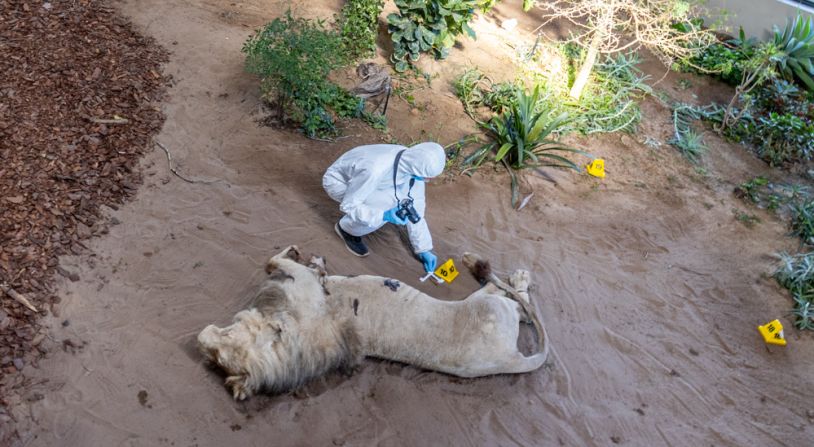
[395,198,421,224]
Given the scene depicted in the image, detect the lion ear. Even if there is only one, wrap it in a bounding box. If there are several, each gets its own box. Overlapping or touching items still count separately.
[225,374,252,400]
[283,246,301,262]
[307,255,328,277]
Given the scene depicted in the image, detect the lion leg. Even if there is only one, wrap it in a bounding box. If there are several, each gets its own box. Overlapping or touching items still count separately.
[225,374,253,401]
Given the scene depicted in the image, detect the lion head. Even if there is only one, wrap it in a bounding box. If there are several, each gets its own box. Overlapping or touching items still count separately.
[197,246,360,400]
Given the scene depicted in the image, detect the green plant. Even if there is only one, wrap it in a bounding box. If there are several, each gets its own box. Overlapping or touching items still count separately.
[387,0,478,72]
[792,200,814,244]
[737,176,770,203]
[243,13,386,138]
[754,111,814,165]
[670,128,706,162]
[775,252,814,330]
[773,14,814,91]
[453,68,489,118]
[243,13,350,138]
[465,86,582,170]
[460,87,586,206]
[570,52,650,134]
[339,0,385,60]
[678,27,756,85]
[718,41,783,133]
[699,79,814,165]
[735,211,760,228]
[669,103,721,162]
[460,47,650,137]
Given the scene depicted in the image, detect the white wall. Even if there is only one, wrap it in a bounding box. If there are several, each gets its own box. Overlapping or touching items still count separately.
[705,0,813,39]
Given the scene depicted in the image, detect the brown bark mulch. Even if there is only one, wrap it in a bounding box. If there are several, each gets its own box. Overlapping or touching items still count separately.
[0,0,169,433]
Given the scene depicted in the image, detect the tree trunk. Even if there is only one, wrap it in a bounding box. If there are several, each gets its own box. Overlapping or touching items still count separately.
[569,32,601,100]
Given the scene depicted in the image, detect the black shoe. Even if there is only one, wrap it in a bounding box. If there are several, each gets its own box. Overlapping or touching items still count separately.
[335,222,369,257]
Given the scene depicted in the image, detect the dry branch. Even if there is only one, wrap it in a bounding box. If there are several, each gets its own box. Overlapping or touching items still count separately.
[89,117,129,124]
[1,283,39,313]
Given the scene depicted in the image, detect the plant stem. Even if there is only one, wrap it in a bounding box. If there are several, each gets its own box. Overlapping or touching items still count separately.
[570,33,601,100]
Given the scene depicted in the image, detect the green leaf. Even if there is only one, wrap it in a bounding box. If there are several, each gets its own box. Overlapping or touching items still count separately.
[495,143,512,161]
[461,21,476,39]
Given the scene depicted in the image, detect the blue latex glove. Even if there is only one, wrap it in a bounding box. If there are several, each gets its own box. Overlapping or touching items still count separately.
[418,251,437,273]
[383,206,408,225]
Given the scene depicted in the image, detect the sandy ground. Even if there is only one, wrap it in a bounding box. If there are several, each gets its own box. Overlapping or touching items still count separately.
[10,0,814,445]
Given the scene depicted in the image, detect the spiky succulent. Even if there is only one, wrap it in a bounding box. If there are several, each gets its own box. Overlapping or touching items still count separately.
[773,15,814,91]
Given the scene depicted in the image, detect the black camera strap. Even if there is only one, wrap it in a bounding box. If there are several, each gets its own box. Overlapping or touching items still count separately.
[392,149,415,202]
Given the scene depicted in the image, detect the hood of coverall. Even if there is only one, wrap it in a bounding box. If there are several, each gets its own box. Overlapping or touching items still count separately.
[399,143,446,179]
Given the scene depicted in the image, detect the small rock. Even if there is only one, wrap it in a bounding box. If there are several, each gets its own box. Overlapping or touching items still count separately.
[62,320,70,327]
[410,108,420,116]
[137,390,149,407]
[5,196,24,204]
[610,435,622,444]
[13,358,24,371]
[689,348,699,356]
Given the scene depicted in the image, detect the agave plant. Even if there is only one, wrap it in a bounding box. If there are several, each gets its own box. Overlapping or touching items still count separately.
[465,86,584,170]
[463,86,586,206]
[773,14,814,91]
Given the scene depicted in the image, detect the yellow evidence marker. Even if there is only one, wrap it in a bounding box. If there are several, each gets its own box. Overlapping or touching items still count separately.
[434,258,459,283]
[757,319,787,346]
[586,158,606,178]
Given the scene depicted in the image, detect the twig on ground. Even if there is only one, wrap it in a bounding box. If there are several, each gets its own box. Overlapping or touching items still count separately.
[89,117,129,124]
[154,140,221,185]
[1,283,38,313]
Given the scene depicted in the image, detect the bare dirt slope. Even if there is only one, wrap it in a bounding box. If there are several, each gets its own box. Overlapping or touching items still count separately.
[12,0,814,445]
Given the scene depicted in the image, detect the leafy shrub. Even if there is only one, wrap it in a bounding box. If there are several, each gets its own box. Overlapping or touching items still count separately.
[773,15,814,91]
[339,0,384,60]
[792,200,814,245]
[775,252,814,330]
[677,28,755,86]
[721,80,814,165]
[388,0,478,72]
[243,13,351,137]
[243,13,385,138]
[753,112,814,164]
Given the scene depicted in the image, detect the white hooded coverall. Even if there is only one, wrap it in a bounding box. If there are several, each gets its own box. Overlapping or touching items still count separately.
[322,142,446,254]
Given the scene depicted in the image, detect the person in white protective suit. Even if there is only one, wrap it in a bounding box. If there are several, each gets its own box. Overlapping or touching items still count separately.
[322,142,445,273]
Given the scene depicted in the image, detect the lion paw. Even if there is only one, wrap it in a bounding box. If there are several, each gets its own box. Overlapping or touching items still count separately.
[225,374,251,401]
[509,270,531,297]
